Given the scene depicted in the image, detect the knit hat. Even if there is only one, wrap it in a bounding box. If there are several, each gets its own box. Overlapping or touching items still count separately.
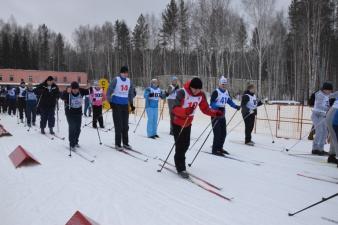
[171,76,178,81]
[322,82,333,91]
[120,66,129,73]
[190,77,203,89]
[219,76,228,85]
[46,76,54,81]
[71,81,80,89]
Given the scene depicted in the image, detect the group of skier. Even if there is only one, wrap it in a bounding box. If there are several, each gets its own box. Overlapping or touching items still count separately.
[2,66,338,178]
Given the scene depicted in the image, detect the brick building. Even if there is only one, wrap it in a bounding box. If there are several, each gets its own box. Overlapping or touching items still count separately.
[0,69,88,90]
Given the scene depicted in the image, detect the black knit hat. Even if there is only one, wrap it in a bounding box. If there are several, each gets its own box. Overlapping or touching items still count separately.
[120,66,129,73]
[46,76,54,81]
[71,81,80,89]
[322,82,333,91]
[190,77,203,89]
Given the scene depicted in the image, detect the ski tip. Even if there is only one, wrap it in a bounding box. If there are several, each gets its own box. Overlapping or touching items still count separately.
[157,169,162,172]
[188,164,192,167]
[288,213,293,217]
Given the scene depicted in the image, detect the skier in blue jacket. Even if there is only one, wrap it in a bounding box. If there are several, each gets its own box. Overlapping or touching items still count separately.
[210,76,240,155]
[22,83,38,127]
[144,78,165,139]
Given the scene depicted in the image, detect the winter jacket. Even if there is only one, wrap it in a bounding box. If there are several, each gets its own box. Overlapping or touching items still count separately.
[89,87,106,106]
[171,80,219,128]
[22,89,38,107]
[6,87,17,101]
[144,85,165,108]
[34,81,60,109]
[210,88,239,112]
[241,90,262,116]
[106,75,134,106]
[61,88,90,115]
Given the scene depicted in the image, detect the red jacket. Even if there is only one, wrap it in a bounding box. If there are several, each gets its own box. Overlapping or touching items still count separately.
[172,80,219,128]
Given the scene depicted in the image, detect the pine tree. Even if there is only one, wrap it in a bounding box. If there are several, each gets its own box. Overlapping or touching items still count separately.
[178,0,189,49]
[132,14,149,51]
[12,31,22,69]
[160,0,179,49]
[1,31,11,68]
[21,34,30,69]
[54,33,65,71]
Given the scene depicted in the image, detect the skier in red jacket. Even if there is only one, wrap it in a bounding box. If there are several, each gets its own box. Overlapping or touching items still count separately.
[171,77,223,178]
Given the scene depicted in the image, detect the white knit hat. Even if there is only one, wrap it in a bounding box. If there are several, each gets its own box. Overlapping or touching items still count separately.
[219,76,228,85]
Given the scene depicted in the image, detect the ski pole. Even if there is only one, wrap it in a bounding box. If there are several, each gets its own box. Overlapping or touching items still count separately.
[96,126,102,145]
[69,143,72,157]
[263,103,275,143]
[188,118,220,167]
[56,101,60,133]
[157,118,189,172]
[83,108,111,128]
[188,117,219,151]
[226,110,238,127]
[133,107,146,133]
[157,99,166,128]
[227,111,254,136]
[288,193,338,217]
[285,116,327,152]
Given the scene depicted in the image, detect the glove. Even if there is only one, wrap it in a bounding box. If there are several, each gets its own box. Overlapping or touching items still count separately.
[130,105,136,112]
[149,93,154,97]
[175,86,179,90]
[185,107,194,115]
[165,91,169,97]
[236,106,241,111]
[92,98,96,102]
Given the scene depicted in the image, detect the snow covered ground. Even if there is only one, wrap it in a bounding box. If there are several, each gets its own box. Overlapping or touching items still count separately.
[0,103,337,225]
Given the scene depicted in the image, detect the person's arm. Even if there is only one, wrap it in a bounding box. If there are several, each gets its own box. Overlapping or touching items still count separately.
[227,97,240,110]
[199,92,222,117]
[330,91,338,98]
[128,80,134,105]
[144,87,150,99]
[106,78,117,101]
[241,94,250,114]
[172,89,189,118]
[210,90,218,109]
[80,88,90,96]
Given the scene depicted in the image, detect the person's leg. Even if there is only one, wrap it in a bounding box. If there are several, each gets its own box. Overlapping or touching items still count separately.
[121,105,129,145]
[220,117,227,149]
[112,104,122,146]
[212,117,222,153]
[40,108,47,129]
[92,105,99,128]
[32,106,37,125]
[26,106,32,126]
[68,114,76,147]
[98,106,104,128]
[168,100,174,134]
[18,98,23,120]
[47,108,56,129]
[244,114,254,143]
[75,114,82,145]
[146,107,152,137]
[154,107,159,135]
[173,124,191,172]
[312,112,326,151]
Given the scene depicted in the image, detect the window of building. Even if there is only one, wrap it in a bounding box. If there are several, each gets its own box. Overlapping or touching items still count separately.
[28,75,33,82]
[63,76,67,83]
[0,75,2,81]
[9,75,14,81]
[78,76,81,83]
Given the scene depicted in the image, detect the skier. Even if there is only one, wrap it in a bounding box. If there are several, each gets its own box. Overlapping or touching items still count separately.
[61,82,90,150]
[34,76,60,135]
[241,84,263,146]
[166,76,180,135]
[144,78,165,139]
[106,66,136,150]
[89,81,106,128]
[0,86,7,113]
[171,77,223,178]
[326,91,338,166]
[22,83,37,127]
[16,81,27,123]
[311,82,333,155]
[6,85,17,116]
[210,76,240,155]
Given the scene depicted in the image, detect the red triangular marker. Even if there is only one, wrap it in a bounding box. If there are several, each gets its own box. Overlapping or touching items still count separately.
[8,145,40,168]
[65,211,100,225]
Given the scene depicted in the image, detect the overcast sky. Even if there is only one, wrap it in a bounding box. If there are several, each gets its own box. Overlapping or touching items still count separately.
[1,0,291,42]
